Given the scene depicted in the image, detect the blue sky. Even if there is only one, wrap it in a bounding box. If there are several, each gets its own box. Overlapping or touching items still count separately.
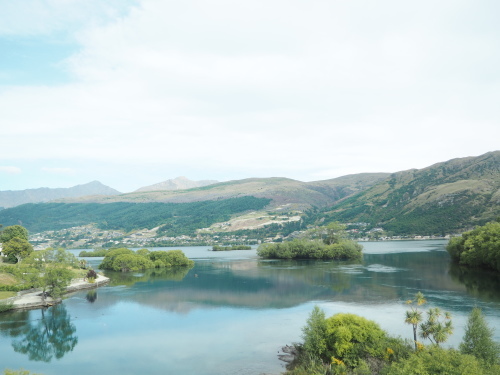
[1,0,500,193]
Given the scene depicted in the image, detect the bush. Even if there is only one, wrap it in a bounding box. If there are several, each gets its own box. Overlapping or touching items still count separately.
[446,221,500,272]
[86,269,98,282]
[384,347,486,375]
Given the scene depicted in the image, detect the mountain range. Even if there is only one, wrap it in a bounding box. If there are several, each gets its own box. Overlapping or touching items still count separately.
[0,181,121,209]
[0,151,499,235]
[134,176,218,192]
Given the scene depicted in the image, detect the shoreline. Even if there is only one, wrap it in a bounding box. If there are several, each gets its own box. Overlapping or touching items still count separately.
[2,274,110,310]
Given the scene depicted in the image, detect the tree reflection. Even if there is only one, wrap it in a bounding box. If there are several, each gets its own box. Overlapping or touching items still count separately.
[11,304,78,362]
[86,289,98,303]
[449,263,500,302]
[106,265,193,287]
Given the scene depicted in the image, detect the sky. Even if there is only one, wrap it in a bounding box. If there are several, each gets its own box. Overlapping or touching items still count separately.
[1,0,499,193]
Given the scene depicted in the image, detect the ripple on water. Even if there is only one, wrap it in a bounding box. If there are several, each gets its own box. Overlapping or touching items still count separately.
[365,264,403,273]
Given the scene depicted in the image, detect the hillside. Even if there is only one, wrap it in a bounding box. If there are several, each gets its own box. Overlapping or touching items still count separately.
[0,197,271,235]
[58,174,390,209]
[321,151,500,235]
[134,176,218,192]
[0,181,121,209]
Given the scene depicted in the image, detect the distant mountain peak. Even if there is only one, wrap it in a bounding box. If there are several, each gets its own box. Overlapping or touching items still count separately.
[0,181,121,209]
[134,177,219,192]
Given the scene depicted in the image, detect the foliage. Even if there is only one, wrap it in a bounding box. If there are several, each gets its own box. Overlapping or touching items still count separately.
[99,248,194,271]
[0,225,29,242]
[302,306,328,359]
[383,347,486,375]
[0,197,271,235]
[78,249,111,257]
[0,300,14,313]
[98,248,134,270]
[212,245,252,251]
[446,221,500,272]
[86,269,98,281]
[460,307,500,367]
[419,307,453,346]
[325,313,388,368]
[2,238,33,263]
[41,267,74,298]
[257,239,362,261]
[4,370,43,375]
[24,248,79,269]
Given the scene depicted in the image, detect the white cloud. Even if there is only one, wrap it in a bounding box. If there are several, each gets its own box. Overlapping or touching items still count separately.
[0,166,22,174]
[1,0,499,190]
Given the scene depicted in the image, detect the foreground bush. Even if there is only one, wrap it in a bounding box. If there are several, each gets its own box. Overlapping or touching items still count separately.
[285,306,500,375]
[257,239,362,261]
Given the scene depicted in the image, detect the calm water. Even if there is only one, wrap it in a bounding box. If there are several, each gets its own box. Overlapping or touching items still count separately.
[1,240,500,374]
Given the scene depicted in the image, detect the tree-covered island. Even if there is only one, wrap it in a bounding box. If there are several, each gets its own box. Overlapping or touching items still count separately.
[446,220,500,272]
[257,222,363,261]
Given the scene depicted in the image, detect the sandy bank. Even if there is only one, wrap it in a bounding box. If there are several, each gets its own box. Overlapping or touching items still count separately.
[2,274,110,310]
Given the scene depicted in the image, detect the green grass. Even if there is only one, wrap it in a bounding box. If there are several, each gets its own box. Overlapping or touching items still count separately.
[0,291,16,299]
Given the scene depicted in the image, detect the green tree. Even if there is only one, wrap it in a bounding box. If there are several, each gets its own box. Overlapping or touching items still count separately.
[446,221,500,272]
[301,306,327,359]
[40,267,74,299]
[322,222,347,245]
[404,292,426,350]
[460,307,500,367]
[0,225,29,243]
[324,313,387,367]
[384,347,485,375]
[2,237,33,263]
[419,307,453,346]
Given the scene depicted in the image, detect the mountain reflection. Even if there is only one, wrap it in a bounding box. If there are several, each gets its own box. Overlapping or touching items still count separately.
[9,305,78,362]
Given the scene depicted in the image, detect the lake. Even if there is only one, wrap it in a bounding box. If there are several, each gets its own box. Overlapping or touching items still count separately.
[1,240,500,374]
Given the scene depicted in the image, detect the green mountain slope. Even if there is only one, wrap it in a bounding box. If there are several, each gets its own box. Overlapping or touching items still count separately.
[0,196,271,235]
[322,151,500,235]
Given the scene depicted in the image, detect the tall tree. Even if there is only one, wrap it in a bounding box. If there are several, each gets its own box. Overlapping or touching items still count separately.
[460,307,500,367]
[419,307,453,346]
[404,292,426,350]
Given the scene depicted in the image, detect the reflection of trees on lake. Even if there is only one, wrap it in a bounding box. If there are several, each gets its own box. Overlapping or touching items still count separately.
[104,266,192,287]
[449,263,500,302]
[86,289,98,303]
[11,304,78,362]
[0,310,30,338]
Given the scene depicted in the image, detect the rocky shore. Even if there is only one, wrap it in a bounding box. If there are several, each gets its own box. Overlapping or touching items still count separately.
[2,274,110,310]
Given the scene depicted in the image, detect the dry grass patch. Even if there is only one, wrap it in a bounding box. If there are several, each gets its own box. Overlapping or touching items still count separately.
[0,272,18,286]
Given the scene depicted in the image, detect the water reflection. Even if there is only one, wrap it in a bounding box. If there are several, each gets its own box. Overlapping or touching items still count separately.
[6,305,78,362]
[86,289,98,303]
[449,263,500,303]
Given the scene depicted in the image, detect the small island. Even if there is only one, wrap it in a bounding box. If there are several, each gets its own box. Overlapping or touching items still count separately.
[98,247,194,271]
[211,245,252,251]
[446,220,500,272]
[257,222,363,261]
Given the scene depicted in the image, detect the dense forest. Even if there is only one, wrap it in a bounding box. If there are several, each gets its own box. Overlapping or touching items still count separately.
[0,197,271,235]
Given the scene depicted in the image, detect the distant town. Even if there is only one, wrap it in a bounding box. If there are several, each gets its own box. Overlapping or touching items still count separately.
[28,223,450,250]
